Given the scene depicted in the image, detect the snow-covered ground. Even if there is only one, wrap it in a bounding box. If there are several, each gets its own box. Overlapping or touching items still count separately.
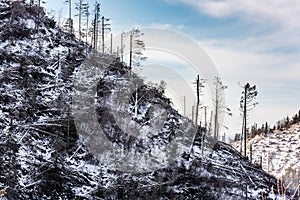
[231,122,300,190]
[0,1,298,199]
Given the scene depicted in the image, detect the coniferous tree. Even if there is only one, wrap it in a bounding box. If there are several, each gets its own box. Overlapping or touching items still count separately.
[285,116,290,128]
[129,28,147,69]
[240,83,258,157]
[276,120,282,130]
[265,122,268,134]
[250,123,258,137]
[293,113,297,123]
[261,123,265,134]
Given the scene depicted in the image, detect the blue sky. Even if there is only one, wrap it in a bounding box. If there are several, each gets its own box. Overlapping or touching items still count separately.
[45,0,300,139]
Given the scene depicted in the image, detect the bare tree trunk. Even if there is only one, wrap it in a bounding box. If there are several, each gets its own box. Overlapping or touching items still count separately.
[129,31,133,69]
[110,33,113,54]
[69,0,73,33]
[204,106,207,131]
[250,143,252,163]
[195,75,200,125]
[93,15,96,49]
[134,84,138,118]
[85,11,89,55]
[92,3,100,50]
[192,105,194,124]
[78,0,82,40]
[183,95,186,116]
[102,16,105,53]
[69,0,71,22]
[121,32,124,62]
[243,84,247,157]
[214,89,218,140]
[240,116,244,153]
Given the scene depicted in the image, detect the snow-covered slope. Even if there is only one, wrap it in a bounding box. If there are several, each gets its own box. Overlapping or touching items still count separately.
[231,123,300,191]
[0,1,94,198]
[0,1,297,199]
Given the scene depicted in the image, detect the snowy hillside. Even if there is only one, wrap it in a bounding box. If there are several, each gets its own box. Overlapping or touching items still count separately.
[0,1,298,199]
[231,122,300,190]
[0,0,95,198]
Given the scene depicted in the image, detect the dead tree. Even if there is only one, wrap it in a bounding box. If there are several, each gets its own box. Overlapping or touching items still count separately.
[213,77,231,140]
[91,2,100,49]
[194,75,205,125]
[64,0,73,33]
[101,16,111,53]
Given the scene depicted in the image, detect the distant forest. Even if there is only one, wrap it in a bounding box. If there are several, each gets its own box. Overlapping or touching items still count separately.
[234,110,300,141]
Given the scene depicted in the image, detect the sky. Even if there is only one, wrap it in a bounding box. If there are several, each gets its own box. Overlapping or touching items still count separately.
[44,0,300,140]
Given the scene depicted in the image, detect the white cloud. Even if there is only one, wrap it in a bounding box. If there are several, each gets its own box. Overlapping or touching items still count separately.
[169,0,300,28]
[167,0,300,53]
[149,23,187,31]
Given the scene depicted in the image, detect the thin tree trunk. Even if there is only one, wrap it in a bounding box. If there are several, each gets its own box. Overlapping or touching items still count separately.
[69,0,71,19]
[69,0,72,33]
[134,84,138,118]
[85,11,89,55]
[204,106,207,131]
[183,95,186,116]
[102,16,105,53]
[93,13,97,49]
[214,88,218,140]
[250,143,252,163]
[192,105,194,124]
[78,0,82,40]
[195,75,200,125]
[129,31,133,69]
[243,84,247,157]
[240,117,244,154]
[110,33,113,54]
[121,32,124,62]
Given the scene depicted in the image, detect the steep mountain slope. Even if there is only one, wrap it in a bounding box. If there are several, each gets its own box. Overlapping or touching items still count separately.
[73,54,284,199]
[0,1,296,199]
[231,122,300,191]
[0,0,93,198]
